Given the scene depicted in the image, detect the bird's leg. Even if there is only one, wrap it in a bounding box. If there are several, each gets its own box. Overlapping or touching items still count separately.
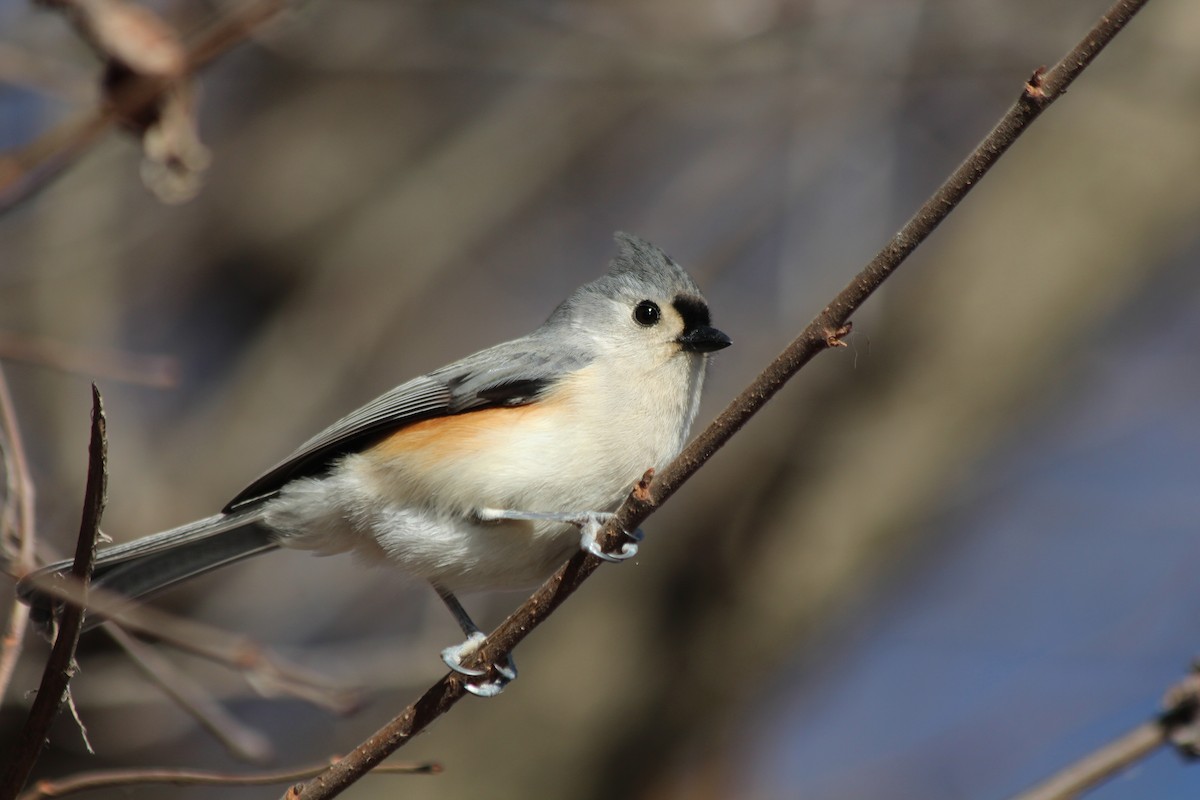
[476,508,643,563]
[434,585,517,697]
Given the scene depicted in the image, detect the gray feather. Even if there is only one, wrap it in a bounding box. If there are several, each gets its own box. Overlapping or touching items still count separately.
[225,233,693,510]
[19,508,276,632]
[17,232,715,635]
[225,319,595,511]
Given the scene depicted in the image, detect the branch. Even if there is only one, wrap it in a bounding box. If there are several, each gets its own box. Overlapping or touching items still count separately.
[0,367,37,703]
[1009,666,1200,800]
[286,0,1153,797]
[0,0,287,214]
[0,331,178,389]
[103,624,275,764]
[16,758,438,800]
[1,385,106,799]
[19,575,362,715]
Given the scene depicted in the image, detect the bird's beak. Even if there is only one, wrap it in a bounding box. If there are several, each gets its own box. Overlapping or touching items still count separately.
[677,325,732,353]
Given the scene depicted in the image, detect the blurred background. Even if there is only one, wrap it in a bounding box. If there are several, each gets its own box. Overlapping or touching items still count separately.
[1,0,1199,798]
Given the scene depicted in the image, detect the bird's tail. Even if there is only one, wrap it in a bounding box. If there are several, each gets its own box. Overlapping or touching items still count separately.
[17,507,278,632]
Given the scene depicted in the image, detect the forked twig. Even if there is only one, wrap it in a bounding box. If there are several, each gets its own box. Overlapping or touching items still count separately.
[104,625,275,764]
[1,385,106,798]
[19,574,362,715]
[0,0,287,213]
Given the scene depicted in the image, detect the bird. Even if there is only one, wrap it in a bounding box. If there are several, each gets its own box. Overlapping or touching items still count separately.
[19,232,731,696]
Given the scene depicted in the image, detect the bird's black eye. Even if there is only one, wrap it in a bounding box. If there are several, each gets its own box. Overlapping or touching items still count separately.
[633,300,661,327]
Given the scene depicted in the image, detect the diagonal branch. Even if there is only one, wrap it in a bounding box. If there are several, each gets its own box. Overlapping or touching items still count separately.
[0,0,287,214]
[1009,665,1200,800]
[103,625,276,764]
[20,574,362,715]
[0,385,107,799]
[286,0,1153,797]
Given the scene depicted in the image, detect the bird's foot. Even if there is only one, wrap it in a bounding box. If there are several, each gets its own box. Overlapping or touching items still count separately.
[574,512,642,563]
[441,632,518,697]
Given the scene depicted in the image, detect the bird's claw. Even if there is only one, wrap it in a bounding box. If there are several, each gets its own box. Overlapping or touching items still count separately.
[440,631,517,696]
[441,633,487,676]
[578,513,641,562]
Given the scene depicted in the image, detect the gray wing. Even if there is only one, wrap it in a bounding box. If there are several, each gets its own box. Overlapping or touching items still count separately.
[223,333,592,511]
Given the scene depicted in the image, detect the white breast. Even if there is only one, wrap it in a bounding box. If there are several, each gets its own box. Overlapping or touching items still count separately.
[262,351,707,591]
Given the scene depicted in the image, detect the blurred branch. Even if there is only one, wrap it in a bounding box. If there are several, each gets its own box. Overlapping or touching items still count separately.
[0,367,37,703]
[104,624,275,764]
[286,0,1153,796]
[16,758,439,800]
[0,331,179,388]
[0,43,92,103]
[0,0,287,213]
[21,574,363,715]
[1010,665,1200,800]
[1,385,106,799]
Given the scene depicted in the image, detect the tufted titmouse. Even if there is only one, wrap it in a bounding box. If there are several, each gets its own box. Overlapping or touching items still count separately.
[20,232,730,695]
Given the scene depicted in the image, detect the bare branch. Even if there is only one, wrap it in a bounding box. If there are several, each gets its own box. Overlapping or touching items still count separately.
[55,0,187,79]
[104,625,275,764]
[1009,666,1200,800]
[0,367,37,703]
[0,43,92,103]
[20,573,363,715]
[0,0,288,213]
[0,331,178,388]
[1,385,106,798]
[16,758,438,800]
[285,0,1153,797]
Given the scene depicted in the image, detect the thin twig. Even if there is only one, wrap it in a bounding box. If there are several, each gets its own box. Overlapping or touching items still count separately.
[286,1,1153,797]
[1009,668,1200,800]
[16,758,439,800]
[0,43,93,104]
[1,385,106,799]
[104,624,275,764]
[20,574,363,715]
[0,332,178,388]
[0,367,37,703]
[0,0,288,214]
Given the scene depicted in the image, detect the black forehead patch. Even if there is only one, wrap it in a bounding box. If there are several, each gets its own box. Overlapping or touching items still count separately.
[672,295,710,331]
